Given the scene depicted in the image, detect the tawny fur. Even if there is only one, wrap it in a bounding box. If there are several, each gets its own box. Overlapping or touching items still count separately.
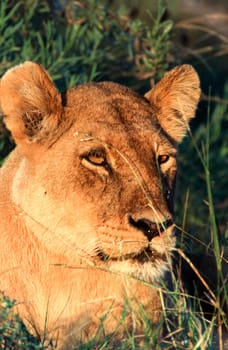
[0,62,200,349]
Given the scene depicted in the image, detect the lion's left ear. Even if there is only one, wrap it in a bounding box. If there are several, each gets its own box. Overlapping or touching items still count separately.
[145,65,201,143]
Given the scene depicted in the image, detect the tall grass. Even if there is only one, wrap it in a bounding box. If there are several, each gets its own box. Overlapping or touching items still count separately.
[174,89,228,350]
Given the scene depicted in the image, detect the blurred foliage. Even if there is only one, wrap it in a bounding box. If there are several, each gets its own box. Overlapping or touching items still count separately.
[0,0,173,90]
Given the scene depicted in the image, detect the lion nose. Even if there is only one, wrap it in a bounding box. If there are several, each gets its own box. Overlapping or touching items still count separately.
[128,216,173,241]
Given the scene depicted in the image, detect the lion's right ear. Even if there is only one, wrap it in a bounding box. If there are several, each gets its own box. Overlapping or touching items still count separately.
[0,61,64,151]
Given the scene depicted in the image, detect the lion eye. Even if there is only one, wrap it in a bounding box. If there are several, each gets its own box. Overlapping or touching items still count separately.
[86,151,106,166]
[158,155,169,165]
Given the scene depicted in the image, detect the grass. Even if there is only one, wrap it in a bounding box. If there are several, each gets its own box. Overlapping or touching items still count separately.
[0,293,43,349]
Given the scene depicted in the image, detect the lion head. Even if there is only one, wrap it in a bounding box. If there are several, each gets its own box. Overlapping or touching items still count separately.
[0,62,200,346]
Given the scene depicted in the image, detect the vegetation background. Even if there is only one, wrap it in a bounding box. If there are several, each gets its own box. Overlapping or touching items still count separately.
[0,0,227,349]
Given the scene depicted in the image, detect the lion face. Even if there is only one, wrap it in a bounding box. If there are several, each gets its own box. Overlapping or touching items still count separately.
[0,62,200,284]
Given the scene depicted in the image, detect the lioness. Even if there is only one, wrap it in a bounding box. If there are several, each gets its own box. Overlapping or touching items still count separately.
[0,62,200,348]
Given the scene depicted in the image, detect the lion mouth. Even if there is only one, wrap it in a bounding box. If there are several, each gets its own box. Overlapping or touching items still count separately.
[97,247,165,264]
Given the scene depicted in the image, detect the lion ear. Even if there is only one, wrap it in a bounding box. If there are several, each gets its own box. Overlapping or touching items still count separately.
[0,61,64,151]
[145,65,201,143]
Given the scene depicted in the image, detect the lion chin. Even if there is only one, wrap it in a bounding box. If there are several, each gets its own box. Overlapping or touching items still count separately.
[109,259,169,283]
[96,236,175,283]
[94,223,176,283]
